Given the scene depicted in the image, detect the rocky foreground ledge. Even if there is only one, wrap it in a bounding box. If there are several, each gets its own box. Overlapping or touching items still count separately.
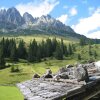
[17,61,100,100]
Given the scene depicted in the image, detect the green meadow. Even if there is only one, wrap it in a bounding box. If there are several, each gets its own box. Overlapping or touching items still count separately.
[0,35,100,100]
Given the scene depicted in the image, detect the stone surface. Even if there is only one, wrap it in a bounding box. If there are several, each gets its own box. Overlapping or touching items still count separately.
[17,79,84,100]
[74,65,89,82]
[17,61,100,100]
[33,74,40,78]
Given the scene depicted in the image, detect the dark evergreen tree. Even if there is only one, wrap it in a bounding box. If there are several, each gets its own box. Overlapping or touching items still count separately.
[4,38,10,57]
[0,46,5,69]
[45,38,53,57]
[72,44,76,51]
[36,45,41,62]
[64,45,68,57]
[94,51,97,59]
[28,39,38,62]
[88,45,92,56]
[52,38,57,52]
[10,40,18,61]
[77,54,81,60]
[40,40,46,58]
[79,37,86,46]
[61,38,65,54]
[54,43,63,60]
[17,40,27,59]
[68,44,73,55]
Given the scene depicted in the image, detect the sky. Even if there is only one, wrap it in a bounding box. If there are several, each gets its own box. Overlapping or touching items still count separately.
[0,0,100,39]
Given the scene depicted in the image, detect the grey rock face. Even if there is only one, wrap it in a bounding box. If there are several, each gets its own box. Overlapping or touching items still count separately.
[33,73,40,78]
[0,9,6,21]
[0,7,76,35]
[59,72,69,79]
[0,7,24,29]
[23,12,36,24]
[6,7,24,25]
[74,65,89,82]
[58,67,67,74]
[42,69,53,78]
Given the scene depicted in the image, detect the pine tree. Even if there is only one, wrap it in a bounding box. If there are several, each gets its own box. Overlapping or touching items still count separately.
[4,38,10,57]
[94,51,97,59]
[41,40,46,58]
[68,44,73,55]
[77,54,81,60]
[17,40,27,59]
[64,45,68,57]
[36,45,41,62]
[10,40,18,62]
[28,39,38,62]
[54,43,63,60]
[0,46,5,69]
[79,37,86,46]
[88,45,92,56]
[45,38,53,57]
[52,38,57,52]
[61,38,65,54]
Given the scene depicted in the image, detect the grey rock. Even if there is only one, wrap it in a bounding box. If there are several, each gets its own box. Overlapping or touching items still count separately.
[6,7,24,25]
[42,69,53,78]
[46,69,52,75]
[74,65,89,82]
[66,64,73,68]
[59,72,69,79]
[44,74,53,78]
[23,12,36,24]
[58,67,67,74]
[33,73,40,78]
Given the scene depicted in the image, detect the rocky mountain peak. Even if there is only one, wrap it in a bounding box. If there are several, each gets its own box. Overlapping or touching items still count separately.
[6,7,24,25]
[0,9,6,14]
[0,7,75,36]
[23,12,36,24]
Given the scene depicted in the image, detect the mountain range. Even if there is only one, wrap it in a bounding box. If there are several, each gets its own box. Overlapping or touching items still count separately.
[0,7,99,42]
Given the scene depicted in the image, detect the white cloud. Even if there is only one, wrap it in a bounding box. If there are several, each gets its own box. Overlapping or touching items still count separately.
[87,31,100,39]
[16,0,59,17]
[69,7,77,16]
[72,7,100,39]
[56,14,68,24]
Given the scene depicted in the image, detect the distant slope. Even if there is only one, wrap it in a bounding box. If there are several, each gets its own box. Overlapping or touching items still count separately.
[0,34,78,44]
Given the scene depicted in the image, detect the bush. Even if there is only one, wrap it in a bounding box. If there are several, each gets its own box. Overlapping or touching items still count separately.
[11,66,20,72]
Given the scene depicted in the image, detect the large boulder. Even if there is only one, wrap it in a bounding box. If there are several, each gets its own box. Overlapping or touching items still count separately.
[42,69,53,78]
[74,65,89,82]
[58,67,67,74]
[33,73,40,78]
[59,72,69,79]
[95,61,100,72]
[66,64,73,68]
[46,69,52,75]
[44,74,53,78]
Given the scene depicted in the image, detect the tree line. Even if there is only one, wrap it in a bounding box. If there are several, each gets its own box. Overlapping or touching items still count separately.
[0,38,74,69]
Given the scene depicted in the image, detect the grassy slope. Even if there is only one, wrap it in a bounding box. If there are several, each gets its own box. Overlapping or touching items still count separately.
[0,86,24,100]
[0,34,77,44]
[0,59,77,85]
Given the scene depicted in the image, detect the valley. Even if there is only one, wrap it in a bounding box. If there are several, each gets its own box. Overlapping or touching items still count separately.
[0,35,100,100]
[0,5,100,100]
